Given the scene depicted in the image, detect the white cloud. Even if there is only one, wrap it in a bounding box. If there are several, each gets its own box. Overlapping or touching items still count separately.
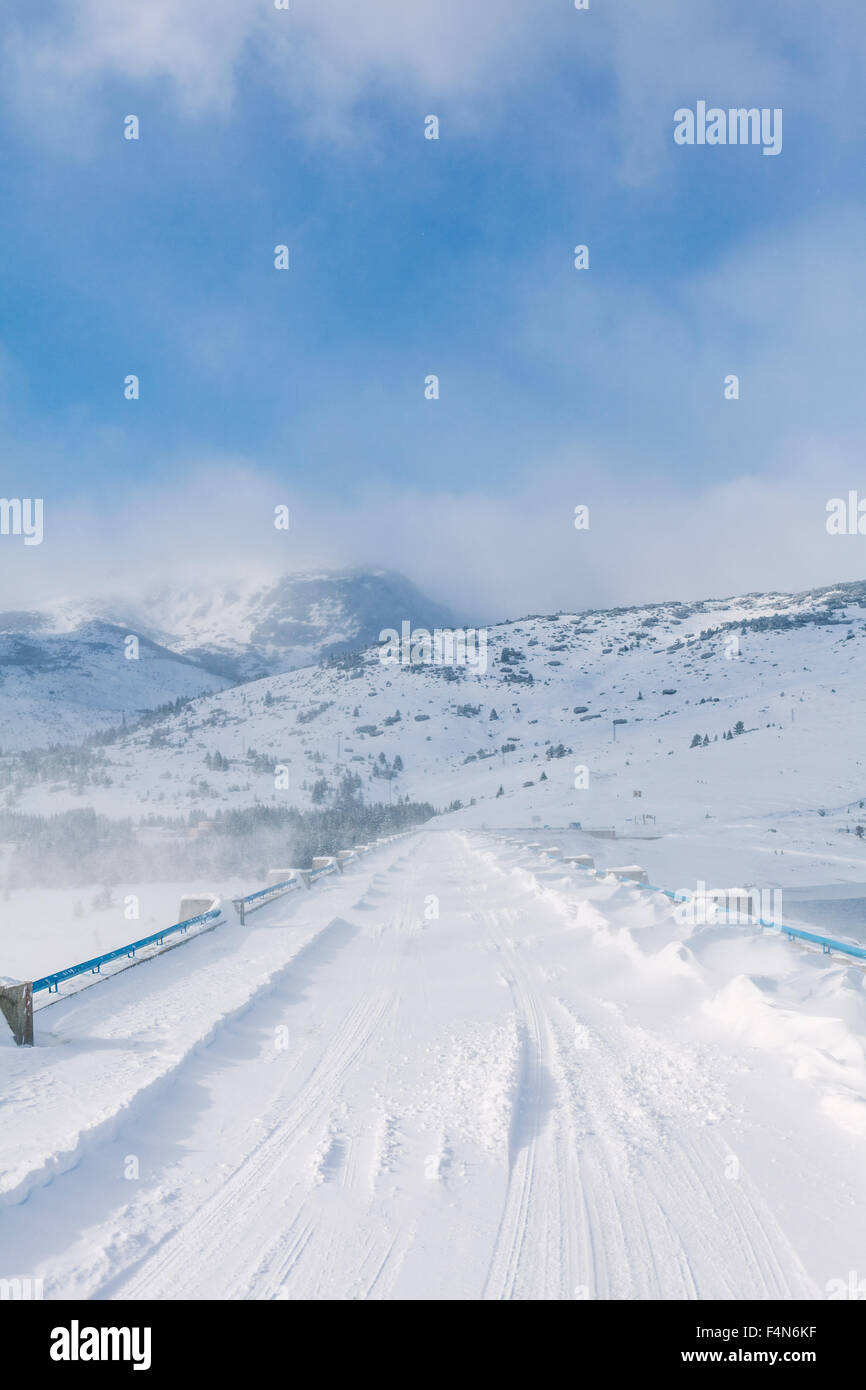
[508,204,866,482]
[0,450,859,624]
[1,4,863,620]
[6,0,861,164]
[2,0,550,139]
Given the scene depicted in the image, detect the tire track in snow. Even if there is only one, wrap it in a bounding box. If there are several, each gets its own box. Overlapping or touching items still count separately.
[477,901,593,1301]
[108,874,422,1301]
[460,834,819,1301]
[541,958,819,1294]
[109,984,395,1298]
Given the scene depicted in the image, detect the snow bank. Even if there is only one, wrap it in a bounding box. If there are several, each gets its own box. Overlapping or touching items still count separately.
[704,974,866,1138]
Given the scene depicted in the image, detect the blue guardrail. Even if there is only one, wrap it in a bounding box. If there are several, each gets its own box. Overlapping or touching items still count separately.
[753,916,866,962]
[31,908,222,995]
[309,862,336,881]
[563,858,866,966]
[239,877,299,906]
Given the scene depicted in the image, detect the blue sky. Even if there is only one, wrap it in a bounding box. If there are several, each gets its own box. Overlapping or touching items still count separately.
[1,0,865,618]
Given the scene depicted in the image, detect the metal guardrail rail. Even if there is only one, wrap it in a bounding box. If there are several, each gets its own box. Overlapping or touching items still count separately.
[231,853,346,921]
[232,875,301,924]
[745,914,866,961]
[502,837,866,969]
[309,861,337,881]
[31,907,223,994]
[561,857,866,966]
[1,829,414,1044]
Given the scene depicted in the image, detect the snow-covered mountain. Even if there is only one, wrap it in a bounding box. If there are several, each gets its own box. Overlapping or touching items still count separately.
[96,568,456,680]
[5,568,456,678]
[0,569,455,749]
[8,575,866,899]
[0,621,231,753]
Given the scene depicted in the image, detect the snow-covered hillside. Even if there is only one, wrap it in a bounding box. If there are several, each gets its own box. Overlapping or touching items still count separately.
[0,622,231,753]
[4,569,453,690]
[131,568,456,678]
[0,568,455,752]
[6,578,866,907]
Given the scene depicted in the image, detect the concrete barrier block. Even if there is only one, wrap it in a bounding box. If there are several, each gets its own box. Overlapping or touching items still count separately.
[0,981,33,1047]
[178,894,219,922]
[267,869,295,886]
[608,865,649,884]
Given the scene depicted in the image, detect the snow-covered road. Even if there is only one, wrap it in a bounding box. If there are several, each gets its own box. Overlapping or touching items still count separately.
[3,831,866,1300]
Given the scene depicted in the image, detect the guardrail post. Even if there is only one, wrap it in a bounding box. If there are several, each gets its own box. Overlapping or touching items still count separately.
[0,981,33,1047]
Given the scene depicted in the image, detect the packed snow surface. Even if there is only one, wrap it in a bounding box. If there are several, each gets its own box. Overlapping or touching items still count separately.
[3,831,866,1300]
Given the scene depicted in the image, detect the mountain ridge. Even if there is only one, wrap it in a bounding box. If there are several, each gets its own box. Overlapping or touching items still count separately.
[0,568,456,749]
